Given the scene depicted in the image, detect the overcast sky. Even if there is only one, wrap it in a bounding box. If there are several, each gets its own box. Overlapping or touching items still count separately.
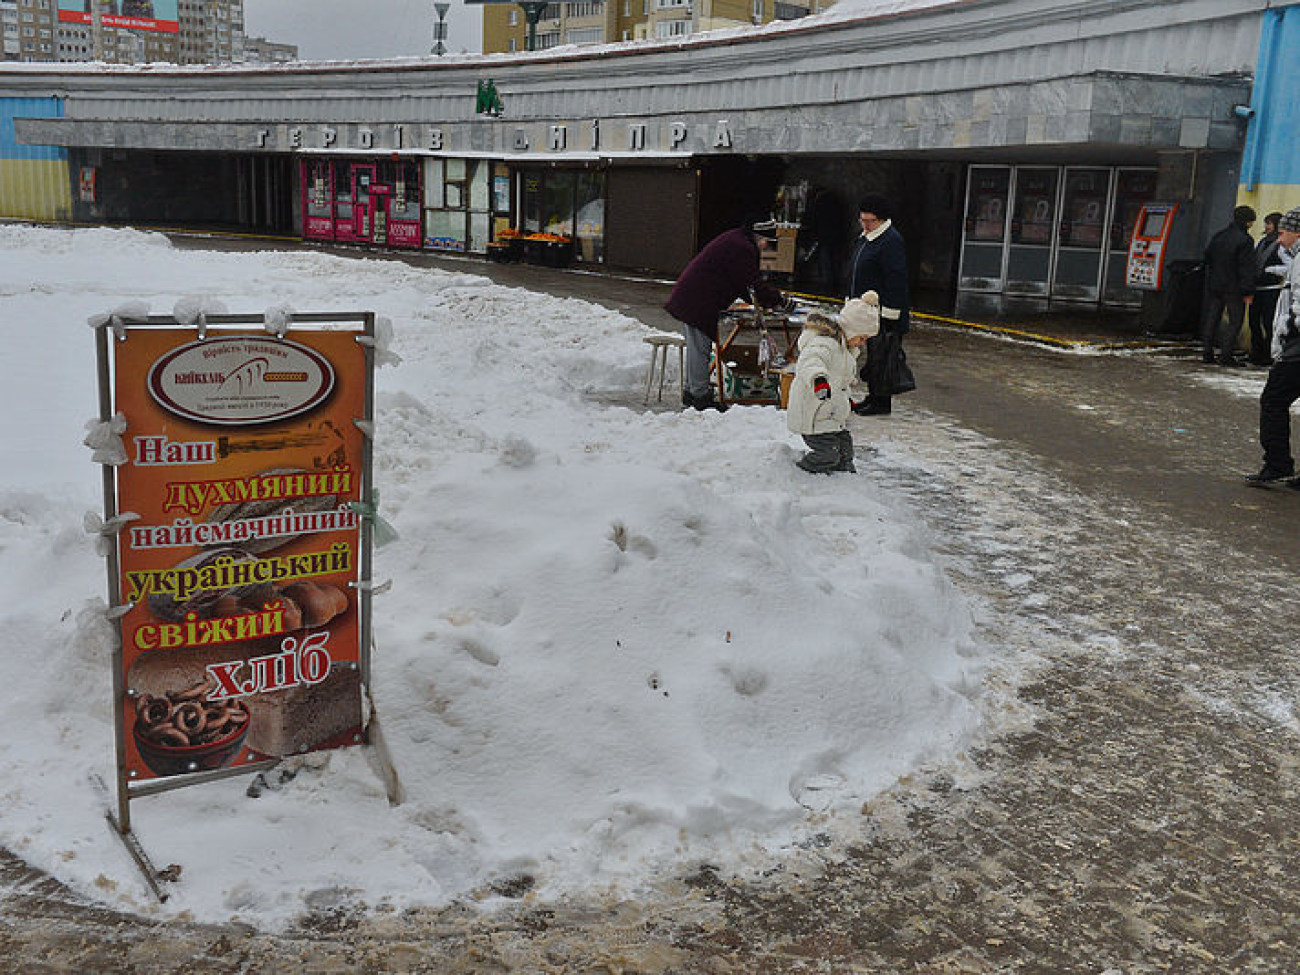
[243,0,483,61]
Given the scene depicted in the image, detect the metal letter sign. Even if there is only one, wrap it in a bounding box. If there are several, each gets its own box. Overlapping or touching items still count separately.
[92,312,379,897]
[476,79,504,117]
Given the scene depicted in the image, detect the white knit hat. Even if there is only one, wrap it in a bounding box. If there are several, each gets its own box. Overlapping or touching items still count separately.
[839,291,881,340]
[1280,206,1300,234]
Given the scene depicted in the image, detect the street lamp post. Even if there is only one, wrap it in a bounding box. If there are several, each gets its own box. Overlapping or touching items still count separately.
[432,1,450,55]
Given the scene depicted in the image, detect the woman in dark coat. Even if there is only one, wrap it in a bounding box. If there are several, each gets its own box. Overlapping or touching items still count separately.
[845,193,910,416]
[666,218,788,410]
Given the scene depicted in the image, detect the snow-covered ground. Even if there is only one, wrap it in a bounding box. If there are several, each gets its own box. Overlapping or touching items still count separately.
[0,224,985,928]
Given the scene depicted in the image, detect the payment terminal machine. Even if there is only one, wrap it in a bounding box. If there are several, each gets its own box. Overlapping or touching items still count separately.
[1126,202,1180,290]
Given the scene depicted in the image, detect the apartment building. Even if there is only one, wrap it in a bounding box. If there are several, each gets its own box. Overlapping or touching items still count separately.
[483,0,821,53]
[4,0,55,61]
[4,0,244,63]
[243,34,296,65]
[177,0,243,64]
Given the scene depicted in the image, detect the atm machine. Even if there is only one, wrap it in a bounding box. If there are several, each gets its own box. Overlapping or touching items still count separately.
[1126,202,1179,290]
[1127,201,1201,332]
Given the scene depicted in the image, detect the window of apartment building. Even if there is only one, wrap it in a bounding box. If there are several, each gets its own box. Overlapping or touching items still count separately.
[566,1,603,16]
[566,26,602,44]
[654,19,690,36]
[752,0,763,18]
[656,0,689,8]
[508,9,517,24]
[535,29,560,48]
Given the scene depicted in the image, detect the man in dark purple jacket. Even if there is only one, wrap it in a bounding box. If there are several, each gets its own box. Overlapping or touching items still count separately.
[666,218,789,410]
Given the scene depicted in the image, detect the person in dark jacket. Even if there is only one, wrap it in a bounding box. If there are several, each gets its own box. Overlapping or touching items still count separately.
[1249,211,1287,365]
[1201,205,1257,366]
[845,193,910,415]
[665,217,790,410]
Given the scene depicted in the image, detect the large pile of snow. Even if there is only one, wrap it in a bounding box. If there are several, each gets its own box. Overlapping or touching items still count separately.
[0,224,982,927]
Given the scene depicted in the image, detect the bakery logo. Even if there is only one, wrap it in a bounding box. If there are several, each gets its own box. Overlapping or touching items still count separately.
[148,336,335,426]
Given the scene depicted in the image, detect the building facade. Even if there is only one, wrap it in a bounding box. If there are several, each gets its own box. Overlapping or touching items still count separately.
[5,0,247,64]
[3,0,1297,325]
[6,0,55,61]
[176,0,243,65]
[243,34,296,65]
[482,0,818,53]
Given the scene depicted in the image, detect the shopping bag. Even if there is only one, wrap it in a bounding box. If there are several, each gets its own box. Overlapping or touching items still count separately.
[860,328,916,396]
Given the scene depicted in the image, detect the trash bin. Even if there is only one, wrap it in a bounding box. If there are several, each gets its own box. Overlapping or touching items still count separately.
[1156,259,1204,334]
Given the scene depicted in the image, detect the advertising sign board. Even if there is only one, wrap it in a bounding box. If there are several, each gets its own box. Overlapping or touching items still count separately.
[105,321,372,785]
[58,0,180,34]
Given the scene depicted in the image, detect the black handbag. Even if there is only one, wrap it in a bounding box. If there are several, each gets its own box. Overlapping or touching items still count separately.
[861,328,916,396]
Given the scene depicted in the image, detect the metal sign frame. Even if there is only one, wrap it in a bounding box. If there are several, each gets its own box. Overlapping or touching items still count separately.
[92,312,379,900]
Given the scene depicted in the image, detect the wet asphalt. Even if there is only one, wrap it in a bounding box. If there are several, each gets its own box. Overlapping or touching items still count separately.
[5,236,1300,973]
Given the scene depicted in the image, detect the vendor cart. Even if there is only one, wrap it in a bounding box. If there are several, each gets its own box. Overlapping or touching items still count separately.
[713,293,799,406]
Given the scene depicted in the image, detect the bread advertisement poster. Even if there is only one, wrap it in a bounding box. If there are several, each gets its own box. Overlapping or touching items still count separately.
[111,326,367,782]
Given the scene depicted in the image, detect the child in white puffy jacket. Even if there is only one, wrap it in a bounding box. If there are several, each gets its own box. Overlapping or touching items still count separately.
[787,292,880,473]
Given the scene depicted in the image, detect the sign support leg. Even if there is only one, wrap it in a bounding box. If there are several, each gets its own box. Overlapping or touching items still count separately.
[104,812,170,904]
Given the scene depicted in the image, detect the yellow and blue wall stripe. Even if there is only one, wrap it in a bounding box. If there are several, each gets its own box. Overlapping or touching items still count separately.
[0,96,72,222]
[1239,4,1300,218]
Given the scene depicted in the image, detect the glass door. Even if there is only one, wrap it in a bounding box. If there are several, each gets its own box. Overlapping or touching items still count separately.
[1051,167,1110,301]
[1102,168,1158,306]
[1006,167,1059,296]
[958,166,1011,292]
[353,164,376,242]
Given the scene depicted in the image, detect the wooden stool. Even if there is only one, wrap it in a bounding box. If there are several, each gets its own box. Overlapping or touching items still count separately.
[642,333,686,404]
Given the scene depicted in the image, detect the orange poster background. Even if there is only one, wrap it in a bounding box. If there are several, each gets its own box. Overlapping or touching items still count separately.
[113,327,367,782]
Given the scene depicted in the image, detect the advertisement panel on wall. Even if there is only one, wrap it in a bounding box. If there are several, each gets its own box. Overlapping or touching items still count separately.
[108,323,371,784]
[58,0,180,34]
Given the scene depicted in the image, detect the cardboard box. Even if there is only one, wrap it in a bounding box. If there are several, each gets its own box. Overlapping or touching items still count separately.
[760,226,798,274]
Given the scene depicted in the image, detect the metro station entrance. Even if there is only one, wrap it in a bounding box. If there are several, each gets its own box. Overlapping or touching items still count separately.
[958,164,1158,309]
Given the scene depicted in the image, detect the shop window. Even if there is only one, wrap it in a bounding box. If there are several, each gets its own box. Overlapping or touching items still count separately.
[427,210,466,250]
[542,172,574,238]
[334,163,353,203]
[423,157,491,253]
[518,168,605,263]
[575,171,606,263]
[379,159,420,216]
[425,159,444,208]
[305,160,331,218]
[444,158,467,209]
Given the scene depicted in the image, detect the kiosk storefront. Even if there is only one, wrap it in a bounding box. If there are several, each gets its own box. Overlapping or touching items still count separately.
[301,157,423,248]
[514,165,607,264]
